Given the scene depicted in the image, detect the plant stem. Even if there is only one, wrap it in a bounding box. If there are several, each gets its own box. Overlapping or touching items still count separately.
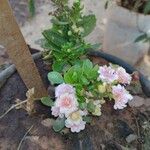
[17,125,34,150]
[0,100,28,119]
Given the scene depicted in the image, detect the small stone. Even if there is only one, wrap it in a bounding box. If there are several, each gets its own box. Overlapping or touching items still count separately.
[144,98,150,107]
[128,96,145,108]
[41,118,54,128]
[126,134,137,143]
[144,98,150,111]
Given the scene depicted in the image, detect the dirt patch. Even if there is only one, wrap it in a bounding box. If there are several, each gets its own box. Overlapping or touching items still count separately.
[0,50,149,150]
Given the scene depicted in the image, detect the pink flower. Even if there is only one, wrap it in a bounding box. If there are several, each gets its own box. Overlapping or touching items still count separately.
[55,83,75,97]
[51,106,64,118]
[112,85,133,109]
[98,65,118,83]
[55,93,78,117]
[65,111,86,133]
[116,67,131,84]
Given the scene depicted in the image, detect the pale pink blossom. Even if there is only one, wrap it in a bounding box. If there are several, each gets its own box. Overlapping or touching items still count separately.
[116,67,132,84]
[55,93,78,117]
[51,106,64,118]
[98,65,118,83]
[112,85,133,109]
[65,111,86,133]
[55,83,75,98]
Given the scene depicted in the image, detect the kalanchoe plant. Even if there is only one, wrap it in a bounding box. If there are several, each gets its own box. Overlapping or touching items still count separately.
[41,0,97,72]
[41,59,133,133]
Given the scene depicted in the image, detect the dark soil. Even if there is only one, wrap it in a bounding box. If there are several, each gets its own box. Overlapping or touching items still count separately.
[0,49,149,150]
[117,0,150,14]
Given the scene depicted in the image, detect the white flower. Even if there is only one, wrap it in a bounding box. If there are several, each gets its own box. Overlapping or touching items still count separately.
[116,67,131,84]
[112,85,133,110]
[51,106,64,118]
[55,93,78,117]
[65,111,86,133]
[98,65,118,83]
[55,83,75,98]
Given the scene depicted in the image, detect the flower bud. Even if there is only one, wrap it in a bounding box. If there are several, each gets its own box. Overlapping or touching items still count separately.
[98,83,106,93]
[68,31,72,36]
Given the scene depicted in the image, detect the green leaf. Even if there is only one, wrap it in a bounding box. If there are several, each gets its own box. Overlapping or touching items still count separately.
[78,15,96,37]
[134,34,147,43]
[144,1,150,14]
[87,65,99,80]
[52,61,64,72]
[64,67,75,84]
[53,117,65,132]
[51,18,69,25]
[80,76,89,85]
[48,71,64,85]
[42,29,67,48]
[41,97,54,107]
[72,72,78,82]
[82,59,93,71]
[83,116,92,123]
[105,0,109,9]
[87,101,96,113]
[79,102,87,109]
[28,0,35,17]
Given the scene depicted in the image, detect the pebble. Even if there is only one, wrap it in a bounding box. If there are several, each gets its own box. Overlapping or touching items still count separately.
[129,96,145,108]
[126,134,137,143]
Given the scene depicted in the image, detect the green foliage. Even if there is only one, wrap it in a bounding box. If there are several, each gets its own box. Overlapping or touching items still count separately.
[64,59,99,85]
[135,33,148,43]
[87,101,96,113]
[78,15,96,37]
[28,0,35,17]
[42,0,97,72]
[53,117,65,132]
[83,116,92,123]
[48,71,64,85]
[144,1,150,14]
[41,97,54,107]
[47,59,100,111]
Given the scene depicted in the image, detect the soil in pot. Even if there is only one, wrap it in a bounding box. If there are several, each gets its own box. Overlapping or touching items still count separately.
[0,49,149,150]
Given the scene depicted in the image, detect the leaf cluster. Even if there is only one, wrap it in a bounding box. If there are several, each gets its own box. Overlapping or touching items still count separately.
[41,0,97,72]
[47,59,100,110]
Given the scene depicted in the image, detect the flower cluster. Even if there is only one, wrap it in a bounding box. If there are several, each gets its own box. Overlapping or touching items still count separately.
[98,65,133,110]
[52,84,86,132]
[50,64,133,133]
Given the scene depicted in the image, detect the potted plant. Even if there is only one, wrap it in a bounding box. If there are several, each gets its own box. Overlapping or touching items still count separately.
[103,0,150,66]
[0,0,150,149]
[40,0,148,133]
